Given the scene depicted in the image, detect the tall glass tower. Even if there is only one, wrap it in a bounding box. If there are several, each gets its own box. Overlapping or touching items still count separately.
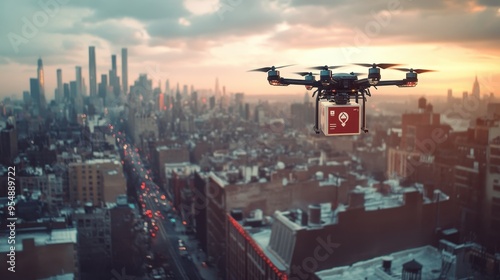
[37,58,47,115]
[122,48,128,95]
[56,69,63,103]
[76,66,83,96]
[89,46,97,97]
[472,75,480,99]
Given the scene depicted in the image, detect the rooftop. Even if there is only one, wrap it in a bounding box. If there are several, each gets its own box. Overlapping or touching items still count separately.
[316,245,443,280]
[0,228,77,252]
[249,227,287,271]
[39,273,74,280]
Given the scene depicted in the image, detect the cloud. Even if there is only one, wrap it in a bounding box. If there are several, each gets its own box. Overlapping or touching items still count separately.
[0,0,499,98]
[266,0,500,54]
[67,18,149,46]
[65,0,190,21]
[147,1,283,42]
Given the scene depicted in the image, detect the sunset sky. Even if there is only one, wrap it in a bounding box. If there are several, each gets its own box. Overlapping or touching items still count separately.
[0,0,499,101]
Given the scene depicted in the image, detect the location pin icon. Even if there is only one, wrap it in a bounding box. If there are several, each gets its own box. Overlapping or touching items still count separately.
[339,112,349,127]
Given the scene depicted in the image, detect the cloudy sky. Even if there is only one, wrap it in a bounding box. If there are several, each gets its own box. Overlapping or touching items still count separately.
[0,0,499,101]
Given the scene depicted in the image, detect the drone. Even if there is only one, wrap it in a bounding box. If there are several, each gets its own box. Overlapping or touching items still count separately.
[249,63,435,136]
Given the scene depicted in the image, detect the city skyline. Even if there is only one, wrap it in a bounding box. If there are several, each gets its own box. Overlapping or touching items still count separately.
[0,0,499,101]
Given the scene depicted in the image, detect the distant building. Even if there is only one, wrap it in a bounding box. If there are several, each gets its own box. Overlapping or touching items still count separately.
[0,224,78,280]
[472,75,480,100]
[74,203,112,273]
[89,46,97,97]
[37,58,47,116]
[315,239,500,280]
[202,166,364,279]
[76,66,83,96]
[56,68,63,103]
[30,77,40,114]
[291,102,314,130]
[227,211,287,280]
[121,48,128,95]
[454,117,500,250]
[0,124,18,164]
[263,186,457,279]
[152,144,190,192]
[19,170,64,211]
[110,194,147,275]
[68,158,126,206]
[387,97,451,180]
[131,113,159,149]
[74,196,146,278]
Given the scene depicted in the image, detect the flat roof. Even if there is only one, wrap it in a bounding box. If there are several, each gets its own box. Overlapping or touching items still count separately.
[39,273,74,280]
[316,245,442,280]
[0,228,77,252]
[250,228,287,271]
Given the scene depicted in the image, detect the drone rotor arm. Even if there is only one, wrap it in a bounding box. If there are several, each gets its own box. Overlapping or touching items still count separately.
[374,80,407,86]
[279,77,325,88]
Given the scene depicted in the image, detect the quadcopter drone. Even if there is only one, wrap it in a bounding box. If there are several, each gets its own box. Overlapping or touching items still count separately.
[249,63,435,136]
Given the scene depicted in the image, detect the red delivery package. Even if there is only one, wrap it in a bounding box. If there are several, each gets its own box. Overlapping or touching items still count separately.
[319,101,361,136]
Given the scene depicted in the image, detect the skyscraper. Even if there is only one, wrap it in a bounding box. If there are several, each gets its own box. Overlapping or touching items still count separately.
[23,91,30,106]
[30,78,40,107]
[37,58,47,115]
[56,69,63,103]
[472,75,480,99]
[112,55,117,72]
[215,77,220,97]
[63,83,70,101]
[110,55,120,97]
[165,79,170,95]
[70,81,77,100]
[121,48,128,95]
[76,66,82,96]
[89,46,97,97]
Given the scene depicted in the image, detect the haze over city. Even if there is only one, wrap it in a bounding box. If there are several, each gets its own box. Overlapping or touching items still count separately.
[0,0,500,101]
[2,1,500,280]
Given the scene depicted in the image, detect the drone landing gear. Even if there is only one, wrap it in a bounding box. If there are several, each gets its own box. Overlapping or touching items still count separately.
[361,89,369,133]
[313,89,321,134]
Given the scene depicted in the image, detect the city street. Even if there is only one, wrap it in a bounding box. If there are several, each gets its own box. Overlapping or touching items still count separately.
[115,123,219,280]
[144,194,219,280]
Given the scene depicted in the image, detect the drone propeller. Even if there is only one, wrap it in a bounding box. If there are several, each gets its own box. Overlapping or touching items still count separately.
[393,68,436,74]
[294,72,319,76]
[309,65,346,71]
[354,63,402,69]
[248,64,295,72]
